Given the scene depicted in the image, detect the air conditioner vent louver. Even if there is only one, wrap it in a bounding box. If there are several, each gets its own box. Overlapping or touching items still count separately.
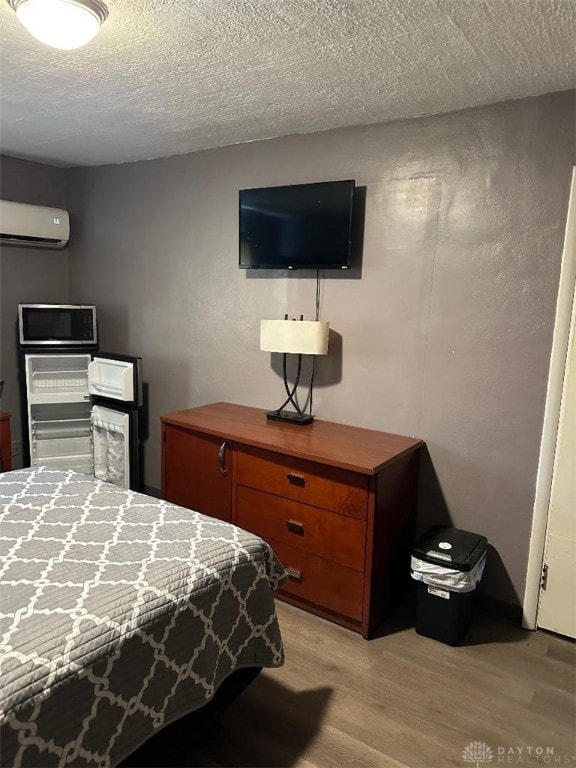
[1,233,63,245]
[0,200,69,249]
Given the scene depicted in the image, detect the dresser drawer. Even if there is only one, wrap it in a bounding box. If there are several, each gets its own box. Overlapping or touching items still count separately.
[270,539,364,621]
[235,447,368,520]
[236,486,366,571]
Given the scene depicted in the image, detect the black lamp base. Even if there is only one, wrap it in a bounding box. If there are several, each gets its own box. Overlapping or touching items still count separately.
[266,410,314,426]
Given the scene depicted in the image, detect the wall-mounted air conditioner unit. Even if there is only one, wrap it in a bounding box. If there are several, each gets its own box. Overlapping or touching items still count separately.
[0,200,70,249]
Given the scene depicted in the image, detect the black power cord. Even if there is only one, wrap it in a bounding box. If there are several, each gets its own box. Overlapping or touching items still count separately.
[308,268,322,417]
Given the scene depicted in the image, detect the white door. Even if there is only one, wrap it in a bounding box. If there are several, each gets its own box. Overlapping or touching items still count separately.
[524,168,576,632]
[92,404,130,489]
[537,279,576,638]
[88,356,135,402]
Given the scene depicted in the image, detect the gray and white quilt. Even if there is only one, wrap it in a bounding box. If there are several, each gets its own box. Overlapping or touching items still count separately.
[0,467,286,767]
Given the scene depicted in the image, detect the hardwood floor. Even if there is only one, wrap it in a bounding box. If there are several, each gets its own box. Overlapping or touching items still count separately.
[136,595,576,768]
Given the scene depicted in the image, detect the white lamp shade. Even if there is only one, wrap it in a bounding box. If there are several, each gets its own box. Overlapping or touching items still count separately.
[10,0,108,50]
[260,320,329,355]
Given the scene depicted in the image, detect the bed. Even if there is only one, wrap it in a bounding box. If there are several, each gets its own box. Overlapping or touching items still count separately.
[0,467,287,767]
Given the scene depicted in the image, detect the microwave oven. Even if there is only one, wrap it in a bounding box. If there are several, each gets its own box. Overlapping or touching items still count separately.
[18,304,97,346]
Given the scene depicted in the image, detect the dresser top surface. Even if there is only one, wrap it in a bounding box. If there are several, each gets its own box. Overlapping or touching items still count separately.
[161,402,422,475]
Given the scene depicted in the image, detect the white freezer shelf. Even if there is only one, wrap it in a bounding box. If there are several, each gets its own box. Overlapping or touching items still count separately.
[32,369,86,375]
[28,393,90,405]
[26,355,91,372]
[33,419,91,439]
[33,436,92,460]
[30,373,89,392]
[34,456,94,474]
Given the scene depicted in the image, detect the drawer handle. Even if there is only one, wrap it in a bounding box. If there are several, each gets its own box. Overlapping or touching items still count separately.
[286,519,304,535]
[285,566,302,582]
[287,473,305,488]
[218,441,228,475]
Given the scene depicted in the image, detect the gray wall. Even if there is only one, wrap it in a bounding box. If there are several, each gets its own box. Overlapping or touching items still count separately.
[0,156,70,465]
[67,91,575,607]
[4,90,575,609]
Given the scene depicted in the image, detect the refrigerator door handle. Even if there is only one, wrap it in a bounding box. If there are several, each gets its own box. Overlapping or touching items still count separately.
[218,441,228,476]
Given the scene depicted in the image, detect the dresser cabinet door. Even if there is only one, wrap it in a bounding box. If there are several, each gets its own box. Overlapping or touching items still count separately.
[162,425,232,522]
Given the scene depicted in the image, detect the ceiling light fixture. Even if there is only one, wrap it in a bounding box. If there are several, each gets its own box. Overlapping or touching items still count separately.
[7,0,109,50]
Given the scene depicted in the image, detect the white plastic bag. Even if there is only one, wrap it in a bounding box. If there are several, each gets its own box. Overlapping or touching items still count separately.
[410,552,486,593]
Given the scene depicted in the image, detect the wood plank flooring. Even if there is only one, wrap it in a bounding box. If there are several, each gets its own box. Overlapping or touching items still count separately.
[134,596,576,768]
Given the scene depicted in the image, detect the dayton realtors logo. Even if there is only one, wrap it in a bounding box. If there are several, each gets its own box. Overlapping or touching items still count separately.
[462,742,575,765]
[463,742,494,767]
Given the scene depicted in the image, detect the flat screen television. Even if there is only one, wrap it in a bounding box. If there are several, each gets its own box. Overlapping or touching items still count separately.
[239,179,355,269]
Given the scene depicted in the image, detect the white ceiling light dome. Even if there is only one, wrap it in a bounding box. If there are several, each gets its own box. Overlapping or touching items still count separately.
[8,0,109,50]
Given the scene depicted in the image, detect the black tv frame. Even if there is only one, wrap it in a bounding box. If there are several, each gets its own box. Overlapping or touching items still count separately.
[239,179,355,270]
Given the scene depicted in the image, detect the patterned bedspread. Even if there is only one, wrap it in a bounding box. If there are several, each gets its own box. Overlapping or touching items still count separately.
[0,468,286,767]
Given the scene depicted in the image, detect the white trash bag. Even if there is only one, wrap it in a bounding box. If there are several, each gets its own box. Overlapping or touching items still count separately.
[410,552,486,593]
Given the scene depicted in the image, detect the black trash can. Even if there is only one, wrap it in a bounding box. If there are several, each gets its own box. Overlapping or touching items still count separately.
[411,526,487,646]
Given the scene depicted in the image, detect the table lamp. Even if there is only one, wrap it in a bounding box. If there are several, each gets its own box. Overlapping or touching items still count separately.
[260,316,329,425]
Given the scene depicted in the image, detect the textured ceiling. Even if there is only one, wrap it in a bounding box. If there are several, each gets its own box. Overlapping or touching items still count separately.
[0,0,575,168]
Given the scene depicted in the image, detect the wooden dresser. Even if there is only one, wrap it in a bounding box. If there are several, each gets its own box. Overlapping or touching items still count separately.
[161,402,423,638]
[0,412,12,472]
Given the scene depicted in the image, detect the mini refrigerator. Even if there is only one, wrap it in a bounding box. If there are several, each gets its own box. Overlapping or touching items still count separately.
[22,351,143,490]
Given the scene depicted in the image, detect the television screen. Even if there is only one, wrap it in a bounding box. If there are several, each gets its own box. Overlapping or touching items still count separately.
[239,180,355,269]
